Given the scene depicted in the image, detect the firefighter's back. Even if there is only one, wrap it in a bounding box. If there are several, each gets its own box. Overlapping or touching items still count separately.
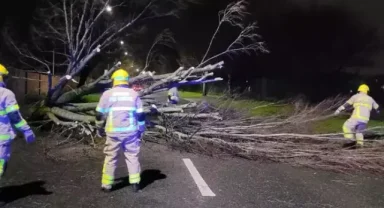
[351,93,376,123]
[103,86,140,137]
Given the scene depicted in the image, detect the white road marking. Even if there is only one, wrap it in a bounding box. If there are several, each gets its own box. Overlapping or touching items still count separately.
[183,158,216,197]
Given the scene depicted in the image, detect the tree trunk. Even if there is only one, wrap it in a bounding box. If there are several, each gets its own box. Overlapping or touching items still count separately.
[31,61,224,129]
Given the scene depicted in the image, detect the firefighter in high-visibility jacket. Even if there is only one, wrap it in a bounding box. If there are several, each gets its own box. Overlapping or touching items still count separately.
[0,64,35,178]
[167,87,179,104]
[95,69,145,193]
[334,84,380,147]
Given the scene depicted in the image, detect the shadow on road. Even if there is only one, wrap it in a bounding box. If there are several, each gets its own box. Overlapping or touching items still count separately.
[342,141,357,149]
[113,169,167,191]
[0,181,52,205]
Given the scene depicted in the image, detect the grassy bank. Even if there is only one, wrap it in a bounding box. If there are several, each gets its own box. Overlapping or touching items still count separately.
[313,117,384,133]
[180,91,384,134]
[180,91,292,116]
[81,93,102,102]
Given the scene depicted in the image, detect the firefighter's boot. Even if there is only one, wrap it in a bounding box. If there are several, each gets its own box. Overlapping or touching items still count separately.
[101,184,112,193]
[132,183,140,193]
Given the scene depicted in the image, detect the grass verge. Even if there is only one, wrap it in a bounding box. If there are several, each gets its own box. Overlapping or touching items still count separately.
[313,116,384,133]
[180,91,292,116]
[180,91,384,134]
[81,93,101,102]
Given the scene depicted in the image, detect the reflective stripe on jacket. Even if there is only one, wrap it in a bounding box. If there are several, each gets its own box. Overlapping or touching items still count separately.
[96,86,144,137]
[346,92,379,123]
[168,87,179,102]
[0,87,25,140]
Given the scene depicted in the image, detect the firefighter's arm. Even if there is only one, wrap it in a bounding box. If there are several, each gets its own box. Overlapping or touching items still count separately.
[5,92,35,143]
[95,112,106,133]
[373,99,380,114]
[335,95,355,115]
[136,96,146,133]
[167,90,172,102]
[95,93,108,136]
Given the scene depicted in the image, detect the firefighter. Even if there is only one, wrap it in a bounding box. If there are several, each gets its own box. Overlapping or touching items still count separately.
[167,87,179,105]
[0,64,35,178]
[334,84,380,147]
[95,69,145,193]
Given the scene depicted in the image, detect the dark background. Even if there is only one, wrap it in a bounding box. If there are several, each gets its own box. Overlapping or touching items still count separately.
[1,0,384,103]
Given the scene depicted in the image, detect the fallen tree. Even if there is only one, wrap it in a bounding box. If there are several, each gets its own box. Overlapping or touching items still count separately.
[4,0,267,138]
[146,95,384,174]
[7,1,384,174]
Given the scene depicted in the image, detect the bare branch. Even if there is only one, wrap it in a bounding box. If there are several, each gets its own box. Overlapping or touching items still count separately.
[143,29,176,70]
[63,0,72,50]
[99,0,154,49]
[6,38,51,73]
[198,0,269,67]
[76,0,89,50]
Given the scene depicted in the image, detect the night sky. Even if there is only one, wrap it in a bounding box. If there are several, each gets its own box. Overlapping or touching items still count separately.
[0,0,37,33]
[1,0,384,101]
[1,0,383,73]
[291,0,384,75]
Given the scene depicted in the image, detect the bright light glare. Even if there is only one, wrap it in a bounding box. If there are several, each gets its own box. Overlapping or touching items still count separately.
[106,5,112,12]
[124,52,128,55]
[136,68,140,72]
[120,41,124,45]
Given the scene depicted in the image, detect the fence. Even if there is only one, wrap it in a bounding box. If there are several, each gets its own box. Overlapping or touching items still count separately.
[8,69,77,104]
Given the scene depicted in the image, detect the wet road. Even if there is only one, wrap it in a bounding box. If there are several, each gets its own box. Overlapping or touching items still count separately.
[1,138,384,208]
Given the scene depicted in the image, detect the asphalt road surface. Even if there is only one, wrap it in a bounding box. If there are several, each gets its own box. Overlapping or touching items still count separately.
[0,137,384,208]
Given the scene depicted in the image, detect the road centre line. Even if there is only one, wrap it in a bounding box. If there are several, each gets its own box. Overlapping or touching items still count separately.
[182,158,216,197]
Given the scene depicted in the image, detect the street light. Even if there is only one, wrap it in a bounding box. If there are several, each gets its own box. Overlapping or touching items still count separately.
[124,52,128,56]
[106,5,112,13]
[120,40,124,45]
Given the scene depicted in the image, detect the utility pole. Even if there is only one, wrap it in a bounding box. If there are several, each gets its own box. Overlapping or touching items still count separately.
[202,72,207,96]
[52,50,55,75]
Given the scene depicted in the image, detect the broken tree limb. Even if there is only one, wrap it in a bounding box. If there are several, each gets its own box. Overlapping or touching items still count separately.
[60,102,198,114]
[136,61,224,85]
[55,61,223,105]
[61,103,99,112]
[51,107,95,123]
[165,113,222,120]
[50,45,102,102]
[138,62,224,97]
[56,62,122,104]
[46,112,77,126]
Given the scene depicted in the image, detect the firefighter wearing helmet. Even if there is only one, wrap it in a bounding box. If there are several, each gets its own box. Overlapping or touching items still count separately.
[95,69,145,193]
[167,87,179,105]
[335,84,380,147]
[0,64,35,179]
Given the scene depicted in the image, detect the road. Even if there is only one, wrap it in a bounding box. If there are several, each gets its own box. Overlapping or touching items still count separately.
[1,137,384,208]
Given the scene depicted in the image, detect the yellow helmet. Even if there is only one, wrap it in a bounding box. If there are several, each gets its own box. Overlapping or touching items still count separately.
[0,64,9,76]
[357,84,369,94]
[111,69,129,86]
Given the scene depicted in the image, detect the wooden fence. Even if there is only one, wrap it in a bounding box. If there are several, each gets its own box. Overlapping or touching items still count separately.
[8,69,77,104]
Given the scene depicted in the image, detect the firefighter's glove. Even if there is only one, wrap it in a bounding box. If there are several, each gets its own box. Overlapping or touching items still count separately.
[150,104,158,114]
[24,129,36,144]
[97,128,106,138]
[138,130,145,140]
[334,106,345,115]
